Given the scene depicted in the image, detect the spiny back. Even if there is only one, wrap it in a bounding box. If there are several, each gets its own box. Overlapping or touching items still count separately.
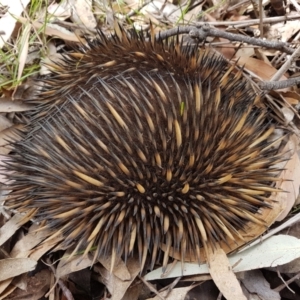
[5,26,280,271]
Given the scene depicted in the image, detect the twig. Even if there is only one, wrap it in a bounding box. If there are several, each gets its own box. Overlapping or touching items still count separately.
[259,0,264,38]
[290,0,300,13]
[259,77,300,90]
[155,24,294,54]
[139,275,165,300]
[189,24,293,54]
[275,269,295,294]
[194,14,300,27]
[45,259,75,300]
[270,46,300,81]
[274,270,300,292]
[258,45,300,90]
[159,276,182,297]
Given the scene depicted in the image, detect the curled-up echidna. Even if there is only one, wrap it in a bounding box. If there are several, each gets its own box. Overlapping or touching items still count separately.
[4,25,283,271]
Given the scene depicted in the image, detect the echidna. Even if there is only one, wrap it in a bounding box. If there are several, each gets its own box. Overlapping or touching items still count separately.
[4,25,282,271]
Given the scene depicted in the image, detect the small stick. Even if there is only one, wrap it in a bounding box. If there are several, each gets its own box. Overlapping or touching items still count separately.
[156,24,294,54]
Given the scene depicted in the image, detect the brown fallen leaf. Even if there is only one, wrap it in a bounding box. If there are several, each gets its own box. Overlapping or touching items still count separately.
[98,255,131,281]
[0,212,36,247]
[56,253,94,278]
[0,258,37,281]
[275,135,300,221]
[236,56,287,83]
[0,99,32,113]
[3,269,51,300]
[95,257,141,300]
[146,285,194,300]
[207,245,246,300]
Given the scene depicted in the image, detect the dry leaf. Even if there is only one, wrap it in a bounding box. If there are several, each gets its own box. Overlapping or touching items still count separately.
[281,106,294,124]
[1,269,50,300]
[18,16,80,42]
[47,2,72,20]
[236,56,287,82]
[281,91,300,105]
[241,270,280,300]
[0,124,25,155]
[10,224,51,258]
[16,24,30,82]
[0,0,30,49]
[0,281,16,300]
[140,0,182,24]
[207,245,246,300]
[0,213,34,247]
[98,255,131,281]
[95,258,140,300]
[269,20,300,43]
[146,286,194,300]
[29,234,63,261]
[56,254,94,278]
[0,99,32,112]
[0,115,12,131]
[73,0,97,29]
[0,258,37,281]
[145,235,300,280]
[276,135,300,221]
